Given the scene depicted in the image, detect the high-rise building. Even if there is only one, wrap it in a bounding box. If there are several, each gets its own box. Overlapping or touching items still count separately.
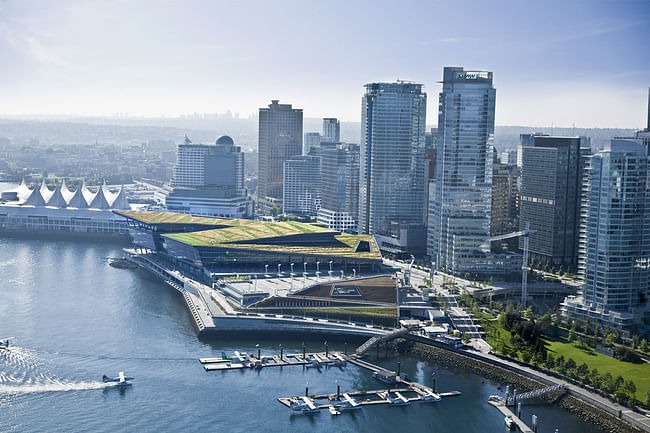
[317,143,360,232]
[166,135,253,218]
[322,118,341,143]
[562,138,650,335]
[304,132,321,156]
[490,160,513,237]
[358,81,427,247]
[282,156,321,216]
[428,67,519,274]
[519,135,590,271]
[500,150,517,166]
[257,100,303,213]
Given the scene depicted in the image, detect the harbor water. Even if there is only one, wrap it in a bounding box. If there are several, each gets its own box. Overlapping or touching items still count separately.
[0,185,605,432]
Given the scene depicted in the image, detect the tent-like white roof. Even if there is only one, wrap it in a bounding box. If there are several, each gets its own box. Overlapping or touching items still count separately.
[110,185,130,210]
[23,180,52,206]
[89,181,112,209]
[47,181,68,208]
[67,181,90,208]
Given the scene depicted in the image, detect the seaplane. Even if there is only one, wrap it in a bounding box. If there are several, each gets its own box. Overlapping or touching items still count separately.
[305,355,323,369]
[330,354,347,368]
[340,393,362,411]
[419,390,442,402]
[0,337,15,350]
[289,397,320,414]
[102,372,134,387]
[379,391,411,406]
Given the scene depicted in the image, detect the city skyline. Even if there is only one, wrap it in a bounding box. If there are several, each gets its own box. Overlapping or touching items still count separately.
[0,0,648,128]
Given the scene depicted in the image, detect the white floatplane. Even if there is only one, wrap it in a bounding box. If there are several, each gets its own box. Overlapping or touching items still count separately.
[0,337,15,350]
[379,391,411,406]
[102,371,134,387]
[289,396,320,414]
[340,393,362,411]
[419,390,442,402]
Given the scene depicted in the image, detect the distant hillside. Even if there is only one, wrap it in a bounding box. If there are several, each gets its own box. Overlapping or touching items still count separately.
[0,116,638,152]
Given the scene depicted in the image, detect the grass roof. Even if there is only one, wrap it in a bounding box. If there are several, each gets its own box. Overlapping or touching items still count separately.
[114,210,252,226]
[163,220,335,245]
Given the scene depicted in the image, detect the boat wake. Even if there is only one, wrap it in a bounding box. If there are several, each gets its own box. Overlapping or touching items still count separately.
[0,345,116,395]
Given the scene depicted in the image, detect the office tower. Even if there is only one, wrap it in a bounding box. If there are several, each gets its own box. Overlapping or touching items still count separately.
[257,100,303,213]
[322,118,341,143]
[428,67,519,274]
[282,156,321,216]
[562,139,650,335]
[490,160,512,237]
[358,81,426,249]
[167,135,253,218]
[317,143,360,232]
[304,132,321,156]
[519,135,590,271]
[500,150,517,166]
[423,127,438,224]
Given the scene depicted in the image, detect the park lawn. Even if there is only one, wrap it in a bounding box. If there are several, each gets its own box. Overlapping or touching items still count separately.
[544,336,650,400]
[481,317,521,358]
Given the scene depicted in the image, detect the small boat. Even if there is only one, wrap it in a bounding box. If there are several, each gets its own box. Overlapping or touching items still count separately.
[328,406,341,416]
[0,337,14,350]
[505,414,516,429]
[102,371,133,387]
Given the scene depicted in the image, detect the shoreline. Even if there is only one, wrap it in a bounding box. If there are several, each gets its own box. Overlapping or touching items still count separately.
[405,341,643,433]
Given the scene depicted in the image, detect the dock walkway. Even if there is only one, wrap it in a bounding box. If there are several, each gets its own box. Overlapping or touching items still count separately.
[488,400,533,433]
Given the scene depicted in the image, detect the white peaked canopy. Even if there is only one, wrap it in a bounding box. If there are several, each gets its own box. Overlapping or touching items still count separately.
[60,179,74,202]
[24,180,52,206]
[110,185,130,210]
[67,182,90,208]
[13,178,33,202]
[82,180,96,205]
[47,181,68,208]
[89,181,111,209]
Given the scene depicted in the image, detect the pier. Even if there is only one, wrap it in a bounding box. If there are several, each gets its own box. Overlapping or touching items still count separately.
[488,399,533,433]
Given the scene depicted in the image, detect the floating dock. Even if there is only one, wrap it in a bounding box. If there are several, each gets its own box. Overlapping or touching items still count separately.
[488,399,533,433]
[199,351,348,371]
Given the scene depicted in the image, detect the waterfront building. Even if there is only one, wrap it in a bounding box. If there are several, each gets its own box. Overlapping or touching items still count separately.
[0,179,130,237]
[304,132,321,156]
[322,118,341,143]
[118,210,383,276]
[428,67,519,274]
[257,100,303,214]
[166,135,253,218]
[562,138,650,335]
[317,143,359,233]
[519,135,589,271]
[282,156,321,216]
[358,81,427,256]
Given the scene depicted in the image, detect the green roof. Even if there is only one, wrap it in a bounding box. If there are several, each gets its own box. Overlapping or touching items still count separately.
[114,210,252,227]
[163,220,335,245]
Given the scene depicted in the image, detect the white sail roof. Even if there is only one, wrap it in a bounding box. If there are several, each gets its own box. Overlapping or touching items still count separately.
[109,185,130,210]
[46,181,68,208]
[61,179,74,202]
[82,181,96,204]
[23,180,50,206]
[89,181,111,209]
[67,182,90,208]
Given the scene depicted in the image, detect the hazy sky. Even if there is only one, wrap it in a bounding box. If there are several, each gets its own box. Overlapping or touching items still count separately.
[1,0,649,127]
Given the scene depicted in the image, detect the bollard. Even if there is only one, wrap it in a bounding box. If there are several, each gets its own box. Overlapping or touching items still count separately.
[280,347,284,360]
[505,385,510,402]
[513,389,517,408]
[517,402,521,418]
[257,348,261,360]
[532,414,537,432]
[337,383,340,399]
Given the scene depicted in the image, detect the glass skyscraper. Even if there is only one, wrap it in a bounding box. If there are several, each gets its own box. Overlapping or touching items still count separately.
[428,67,518,274]
[358,81,426,238]
[562,138,650,334]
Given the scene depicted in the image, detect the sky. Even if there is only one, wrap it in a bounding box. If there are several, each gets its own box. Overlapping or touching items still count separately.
[0,0,649,128]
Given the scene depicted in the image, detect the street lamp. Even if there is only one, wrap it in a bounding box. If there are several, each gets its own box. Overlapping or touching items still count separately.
[353,269,356,278]
[290,262,294,276]
[303,262,307,274]
[277,263,281,276]
[265,264,268,275]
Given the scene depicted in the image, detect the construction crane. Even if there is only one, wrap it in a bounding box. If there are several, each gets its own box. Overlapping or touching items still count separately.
[487,222,536,308]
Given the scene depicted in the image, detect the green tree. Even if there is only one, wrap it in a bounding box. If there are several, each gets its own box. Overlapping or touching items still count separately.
[590,368,601,389]
[576,362,589,380]
[564,358,577,376]
[624,380,637,399]
[601,372,614,393]
[641,339,648,353]
[632,334,640,349]
[521,350,532,363]
[545,353,556,370]
[606,333,615,346]
[524,306,534,320]
[462,333,471,344]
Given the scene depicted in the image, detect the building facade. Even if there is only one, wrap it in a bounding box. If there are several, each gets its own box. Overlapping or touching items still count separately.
[322,118,341,143]
[562,139,650,335]
[282,156,321,216]
[257,100,303,213]
[358,81,426,243]
[304,132,321,156]
[428,67,518,274]
[518,135,589,271]
[317,143,359,232]
[490,160,512,237]
[167,135,253,218]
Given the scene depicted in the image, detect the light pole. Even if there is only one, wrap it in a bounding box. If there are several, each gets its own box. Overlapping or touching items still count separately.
[340,270,344,279]
[329,260,333,279]
[290,262,295,276]
[316,261,320,278]
[277,263,281,276]
[265,264,268,275]
[353,269,356,278]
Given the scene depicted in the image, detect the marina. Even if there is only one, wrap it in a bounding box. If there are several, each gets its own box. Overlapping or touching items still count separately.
[200,349,461,414]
